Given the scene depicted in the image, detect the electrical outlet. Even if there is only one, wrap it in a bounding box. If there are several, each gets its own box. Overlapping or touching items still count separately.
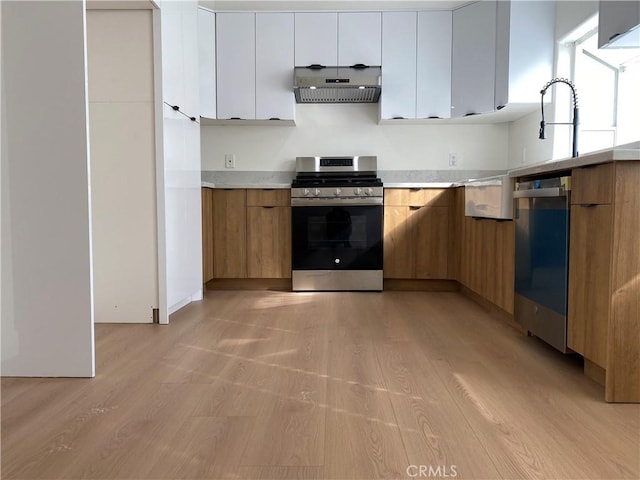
[225,154,235,169]
[448,153,459,167]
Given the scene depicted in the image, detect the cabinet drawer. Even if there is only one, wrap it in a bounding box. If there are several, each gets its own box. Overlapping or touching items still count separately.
[571,163,614,205]
[247,188,291,207]
[384,188,450,207]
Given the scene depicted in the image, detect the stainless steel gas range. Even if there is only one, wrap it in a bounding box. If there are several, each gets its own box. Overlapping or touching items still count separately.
[290,156,383,291]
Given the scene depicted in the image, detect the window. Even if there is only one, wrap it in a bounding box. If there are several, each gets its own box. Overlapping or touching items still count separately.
[569,18,640,153]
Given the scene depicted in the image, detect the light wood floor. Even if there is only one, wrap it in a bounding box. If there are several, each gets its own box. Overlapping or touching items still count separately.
[2,291,639,479]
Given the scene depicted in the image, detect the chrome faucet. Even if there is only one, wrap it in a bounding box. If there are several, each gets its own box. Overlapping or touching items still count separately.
[539,78,579,158]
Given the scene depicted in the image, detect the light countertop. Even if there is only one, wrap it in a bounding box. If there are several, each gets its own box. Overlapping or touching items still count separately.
[201,169,505,189]
[508,141,640,178]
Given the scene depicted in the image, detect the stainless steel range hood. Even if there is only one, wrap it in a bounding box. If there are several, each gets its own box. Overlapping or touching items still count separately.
[294,65,382,104]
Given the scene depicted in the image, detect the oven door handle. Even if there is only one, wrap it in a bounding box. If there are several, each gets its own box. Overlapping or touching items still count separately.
[291,197,383,206]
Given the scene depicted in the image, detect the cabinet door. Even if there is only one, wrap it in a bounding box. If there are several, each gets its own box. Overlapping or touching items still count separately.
[383,206,415,278]
[568,204,612,368]
[213,189,247,278]
[198,8,216,119]
[181,3,199,117]
[494,0,554,107]
[216,13,255,119]
[161,2,183,105]
[451,1,497,117]
[598,0,640,48]
[381,12,417,120]
[417,11,452,119]
[294,13,338,66]
[571,164,614,205]
[247,206,291,278]
[202,188,214,283]
[415,206,449,279]
[338,12,382,66]
[247,188,291,207]
[256,13,295,121]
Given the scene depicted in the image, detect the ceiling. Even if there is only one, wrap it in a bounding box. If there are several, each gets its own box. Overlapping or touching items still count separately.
[200,0,473,12]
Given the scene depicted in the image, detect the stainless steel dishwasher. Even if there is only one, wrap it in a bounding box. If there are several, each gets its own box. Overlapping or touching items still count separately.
[513,177,571,353]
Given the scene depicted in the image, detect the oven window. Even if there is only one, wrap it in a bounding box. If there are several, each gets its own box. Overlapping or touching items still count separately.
[307,210,367,248]
[292,205,383,270]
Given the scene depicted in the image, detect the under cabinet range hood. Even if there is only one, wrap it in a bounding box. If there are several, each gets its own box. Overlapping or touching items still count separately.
[294,65,382,104]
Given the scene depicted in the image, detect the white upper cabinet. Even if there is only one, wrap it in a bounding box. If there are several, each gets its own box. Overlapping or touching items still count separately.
[598,0,640,48]
[381,12,417,119]
[160,2,183,106]
[295,13,338,66]
[338,12,382,66]
[416,10,452,119]
[451,1,497,117]
[494,0,554,109]
[198,8,216,119]
[216,13,255,119]
[256,13,295,120]
[181,4,199,117]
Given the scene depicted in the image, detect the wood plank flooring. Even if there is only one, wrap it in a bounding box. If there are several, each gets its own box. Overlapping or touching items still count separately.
[2,291,639,479]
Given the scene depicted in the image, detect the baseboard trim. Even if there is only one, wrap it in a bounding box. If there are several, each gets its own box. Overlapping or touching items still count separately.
[383,279,460,291]
[205,278,292,291]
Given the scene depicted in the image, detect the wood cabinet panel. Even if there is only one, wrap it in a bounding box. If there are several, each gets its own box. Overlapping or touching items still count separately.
[247,206,291,278]
[246,188,290,207]
[384,188,450,207]
[607,162,640,402]
[571,163,614,205]
[568,204,612,368]
[383,206,415,278]
[213,189,247,278]
[202,188,214,283]
[415,206,449,279]
[456,197,514,315]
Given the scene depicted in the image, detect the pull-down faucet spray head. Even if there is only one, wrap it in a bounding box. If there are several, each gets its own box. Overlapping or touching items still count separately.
[539,78,579,157]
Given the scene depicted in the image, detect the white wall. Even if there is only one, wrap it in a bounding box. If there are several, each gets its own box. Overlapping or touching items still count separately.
[1,1,94,376]
[201,104,510,171]
[159,0,203,318]
[87,9,158,323]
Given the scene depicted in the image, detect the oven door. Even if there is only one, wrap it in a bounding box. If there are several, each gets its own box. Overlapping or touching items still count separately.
[291,204,383,271]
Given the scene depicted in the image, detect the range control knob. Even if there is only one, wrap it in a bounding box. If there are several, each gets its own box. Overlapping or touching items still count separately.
[302,188,310,196]
[313,188,321,196]
[365,187,374,196]
[354,187,363,196]
[334,188,342,196]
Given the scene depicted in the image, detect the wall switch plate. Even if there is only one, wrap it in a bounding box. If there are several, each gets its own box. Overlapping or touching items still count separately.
[225,154,235,169]
[449,153,459,167]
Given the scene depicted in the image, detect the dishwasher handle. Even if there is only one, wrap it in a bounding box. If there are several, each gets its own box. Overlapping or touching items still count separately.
[513,187,568,199]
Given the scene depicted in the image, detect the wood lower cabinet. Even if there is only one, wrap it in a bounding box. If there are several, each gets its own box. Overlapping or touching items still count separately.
[383,188,450,279]
[568,204,612,368]
[213,189,247,278]
[453,187,514,314]
[567,161,640,402]
[201,188,214,283]
[247,206,291,278]
[415,206,449,278]
[205,188,291,281]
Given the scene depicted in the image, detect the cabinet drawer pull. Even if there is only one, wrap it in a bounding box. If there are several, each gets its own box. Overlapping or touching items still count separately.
[609,32,622,42]
[410,188,422,192]
[409,205,422,210]
[262,206,275,209]
[579,203,597,207]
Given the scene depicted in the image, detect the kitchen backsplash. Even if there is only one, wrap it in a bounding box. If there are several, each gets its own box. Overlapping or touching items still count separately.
[200,103,510,172]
